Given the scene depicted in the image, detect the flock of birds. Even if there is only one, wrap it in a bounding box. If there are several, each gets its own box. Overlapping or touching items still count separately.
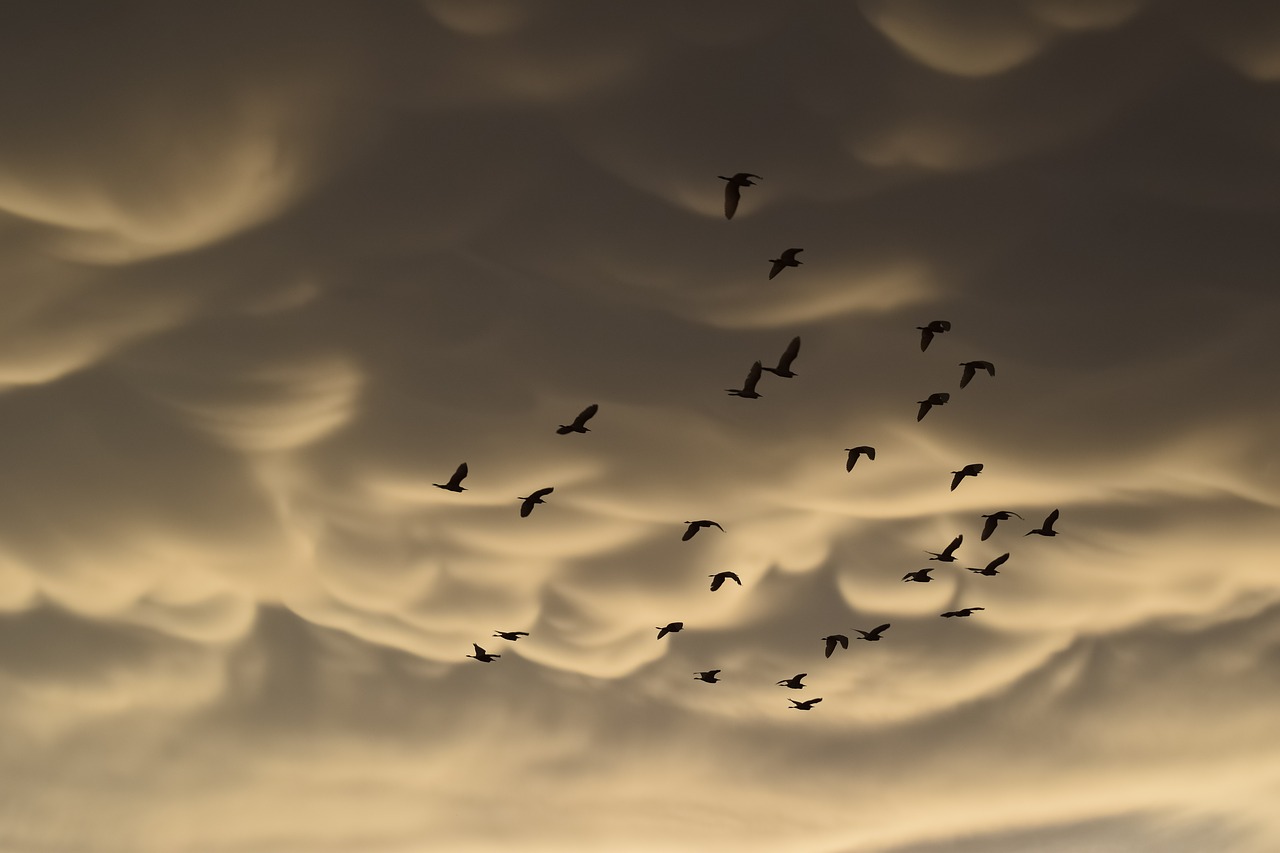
[446,173,1062,709]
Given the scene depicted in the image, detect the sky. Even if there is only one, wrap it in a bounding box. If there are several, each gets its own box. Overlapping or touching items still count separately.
[1,1,1279,851]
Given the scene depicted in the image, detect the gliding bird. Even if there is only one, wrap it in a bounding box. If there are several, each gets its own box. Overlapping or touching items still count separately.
[789,698,823,710]
[719,172,760,220]
[854,623,891,641]
[917,320,952,351]
[777,673,807,689]
[708,571,741,591]
[556,403,598,434]
[433,463,468,492]
[727,361,764,398]
[1026,509,1060,537]
[466,644,500,663]
[683,520,725,541]
[980,511,1023,541]
[968,553,1010,576]
[768,248,803,280]
[902,568,935,583]
[950,463,983,491]
[959,361,995,388]
[926,534,963,562]
[694,670,722,683]
[493,631,529,641]
[844,446,876,471]
[917,392,950,421]
[518,487,554,517]
[941,608,985,618]
[762,336,801,377]
[822,634,849,658]
[656,622,684,640]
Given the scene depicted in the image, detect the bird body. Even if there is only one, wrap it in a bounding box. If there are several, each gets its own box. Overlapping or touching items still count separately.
[854,623,891,641]
[941,607,985,618]
[926,534,963,562]
[950,463,983,491]
[917,392,950,422]
[719,172,760,220]
[708,571,741,591]
[959,360,995,388]
[683,520,725,541]
[789,698,823,710]
[777,673,807,689]
[694,670,722,683]
[768,248,803,280]
[844,446,876,471]
[903,568,935,583]
[466,643,500,663]
[493,631,529,641]
[727,361,764,398]
[433,462,469,492]
[980,511,1023,541]
[518,487,554,517]
[917,320,952,351]
[968,553,1010,576]
[556,403,598,434]
[821,634,849,658]
[762,336,801,377]
[1026,509,1060,536]
[656,621,684,640]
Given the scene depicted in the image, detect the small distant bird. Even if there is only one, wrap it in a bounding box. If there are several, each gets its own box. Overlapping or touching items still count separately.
[727,361,764,398]
[518,487,554,517]
[788,698,823,711]
[708,571,741,591]
[1025,508,1060,537]
[768,248,803,280]
[777,673,807,689]
[466,643,500,663]
[844,446,876,471]
[925,534,963,562]
[493,631,529,641]
[556,403,598,435]
[719,172,760,220]
[968,553,1010,576]
[433,462,468,492]
[917,392,950,422]
[941,607,985,618]
[902,568,935,583]
[683,519,725,541]
[980,511,1023,541]
[694,670,722,683]
[917,320,952,351]
[854,623,891,641]
[762,336,801,377]
[821,634,849,658]
[950,463,983,491]
[959,361,995,388]
[656,621,684,640]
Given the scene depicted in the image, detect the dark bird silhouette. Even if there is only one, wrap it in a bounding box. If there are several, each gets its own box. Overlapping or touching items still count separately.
[959,360,995,388]
[433,462,469,492]
[518,487,554,517]
[708,571,741,591]
[980,511,1023,541]
[493,631,529,641]
[917,320,952,351]
[777,673,807,689]
[844,446,876,471]
[788,698,823,710]
[719,172,760,220]
[941,607,985,618]
[1026,508,1060,537]
[762,336,802,377]
[821,634,849,658]
[694,670,722,683]
[727,361,764,398]
[466,643,500,663]
[854,623,891,641]
[968,553,1010,576]
[916,392,950,422]
[925,534,963,562]
[768,248,803,280]
[950,463,983,491]
[683,519,725,541]
[902,568,935,583]
[556,403,598,434]
[656,621,684,640]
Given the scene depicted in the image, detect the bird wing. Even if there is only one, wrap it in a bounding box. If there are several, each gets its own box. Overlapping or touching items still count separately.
[709,575,724,591]
[725,571,741,584]
[846,450,857,472]
[960,364,976,388]
[918,400,932,421]
[988,553,1010,570]
[982,361,995,376]
[941,611,957,618]
[950,471,965,491]
[786,248,803,261]
[777,336,801,369]
[682,524,698,541]
[574,403,599,427]
[724,183,741,219]
[532,487,554,500]
[981,517,998,540]
[943,534,963,557]
[808,697,823,705]
[472,644,485,655]
[449,463,468,487]
[863,446,876,460]
[869,623,891,637]
[1045,508,1060,529]
[920,329,933,351]
[768,259,785,279]
[937,320,952,332]
[709,670,721,676]
[519,499,535,517]
[742,361,763,392]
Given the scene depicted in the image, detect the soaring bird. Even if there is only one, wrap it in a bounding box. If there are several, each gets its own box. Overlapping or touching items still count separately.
[950,463,984,491]
[821,634,849,658]
[844,446,876,471]
[556,403,598,435]
[916,392,950,422]
[926,534,963,562]
[854,623,891,641]
[493,631,529,641]
[968,553,1010,576]
[694,670,722,683]
[959,361,996,388]
[917,320,952,351]
[1026,508,1060,537]
[941,607,985,618]
[902,568,935,583]
[768,248,803,280]
[727,361,764,398]
[777,673,807,689]
[762,336,801,377]
[466,643,500,663]
[708,571,741,591]
[433,462,468,492]
[788,698,823,710]
[980,511,1023,541]
[518,487,554,517]
[719,172,760,220]
[683,519,725,541]
[656,621,684,640]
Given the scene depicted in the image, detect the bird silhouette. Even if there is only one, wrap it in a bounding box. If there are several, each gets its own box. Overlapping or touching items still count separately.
[968,553,1010,576]
[844,446,876,471]
[821,634,849,658]
[941,607,985,618]
[916,392,950,422]
[788,698,823,710]
[433,462,469,492]
[556,403,598,434]
[719,172,760,220]
[917,320,952,351]
[727,361,764,398]
[761,336,801,377]
[517,487,554,517]
[902,568,935,583]
[493,631,529,641]
[768,248,803,280]
[950,463,983,491]
[980,511,1023,541]
[926,534,964,562]
[656,621,684,640]
[1026,509,1060,537]
[854,623,891,641]
[959,360,995,388]
[694,670,722,683]
[683,520,725,541]
[777,673,807,689]
[466,643,500,663]
[708,571,741,591]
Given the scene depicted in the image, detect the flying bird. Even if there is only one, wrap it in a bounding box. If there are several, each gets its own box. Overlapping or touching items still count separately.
[683,520,725,541]
[941,607,985,618]
[466,643,500,663]
[980,511,1023,541]
[767,248,803,280]
[844,446,876,471]
[854,623,891,641]
[433,462,469,492]
[950,463,984,491]
[788,698,823,711]
[1026,509,1060,537]
[968,553,1010,576]
[656,621,684,640]
[762,336,801,377]
[708,571,741,591]
[916,392,950,422]
[821,634,849,658]
[556,403,598,435]
[902,568,935,583]
[727,361,764,398]
[694,670,722,683]
[493,631,529,641]
[925,534,963,562]
[719,172,760,220]
[959,360,996,388]
[917,320,952,351]
[517,487,554,517]
[777,673,807,689]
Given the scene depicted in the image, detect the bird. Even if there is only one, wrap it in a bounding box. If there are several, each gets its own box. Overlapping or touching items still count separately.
[980,511,1023,541]
[719,172,760,220]
[726,361,764,398]
[854,623,891,641]
[844,446,876,471]
[768,248,803,280]
[656,621,684,640]
[694,670,722,683]
[821,634,849,658]
[916,392,950,422]
[493,631,529,641]
[788,698,823,711]
[959,360,995,389]
[433,462,469,492]
[777,673,807,689]
[761,336,802,377]
[941,607,985,618]
[917,320,952,351]
[968,553,1010,576]
[950,463,983,491]
[925,534,963,562]
[902,568,935,583]
[556,403,598,434]
[683,520,725,541]
[708,571,741,591]
[1026,508,1060,537]
[466,643,500,663]
[517,487,554,517]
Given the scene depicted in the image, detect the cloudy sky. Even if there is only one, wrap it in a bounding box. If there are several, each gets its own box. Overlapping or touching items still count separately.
[1,1,1279,851]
